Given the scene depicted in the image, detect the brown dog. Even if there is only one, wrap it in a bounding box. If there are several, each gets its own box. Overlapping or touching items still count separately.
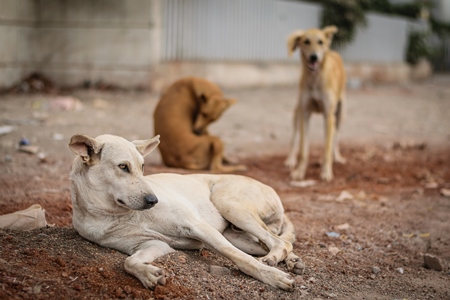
[285,26,346,182]
[154,77,246,172]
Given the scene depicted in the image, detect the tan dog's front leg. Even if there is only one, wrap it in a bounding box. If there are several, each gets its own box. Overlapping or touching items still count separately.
[290,110,311,181]
[285,104,301,169]
[321,110,336,181]
[124,240,175,289]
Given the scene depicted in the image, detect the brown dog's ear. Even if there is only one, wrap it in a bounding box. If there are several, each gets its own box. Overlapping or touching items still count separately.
[323,25,338,43]
[69,134,104,165]
[287,30,304,57]
[133,135,160,157]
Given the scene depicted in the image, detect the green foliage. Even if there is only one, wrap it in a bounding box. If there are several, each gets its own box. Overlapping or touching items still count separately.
[406,31,433,64]
[431,17,450,38]
[320,0,367,48]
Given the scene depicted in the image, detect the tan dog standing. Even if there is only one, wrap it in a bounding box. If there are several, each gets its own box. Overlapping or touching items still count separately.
[154,77,245,172]
[285,26,346,182]
[68,133,305,291]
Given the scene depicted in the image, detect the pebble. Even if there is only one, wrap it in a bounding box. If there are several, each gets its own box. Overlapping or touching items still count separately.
[372,266,380,274]
[423,253,445,271]
[209,265,231,276]
[328,246,340,255]
[396,267,404,274]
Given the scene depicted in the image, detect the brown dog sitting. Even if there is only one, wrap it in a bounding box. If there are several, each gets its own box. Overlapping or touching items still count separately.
[154,77,246,172]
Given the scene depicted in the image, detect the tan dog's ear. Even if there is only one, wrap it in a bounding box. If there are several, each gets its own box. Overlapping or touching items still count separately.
[287,30,304,57]
[323,25,338,43]
[69,134,104,165]
[133,135,160,157]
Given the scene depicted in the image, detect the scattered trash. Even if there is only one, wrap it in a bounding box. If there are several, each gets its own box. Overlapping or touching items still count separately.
[290,180,317,188]
[49,96,83,111]
[423,254,445,271]
[328,246,340,255]
[424,182,439,189]
[19,138,30,146]
[335,223,350,230]
[396,267,404,274]
[392,140,426,151]
[402,233,414,238]
[0,204,47,230]
[419,233,430,238]
[0,125,16,136]
[326,232,340,238]
[336,190,353,202]
[93,98,110,109]
[53,133,64,141]
[440,188,450,198]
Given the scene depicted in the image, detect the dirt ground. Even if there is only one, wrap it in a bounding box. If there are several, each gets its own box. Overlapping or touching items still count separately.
[0,75,450,299]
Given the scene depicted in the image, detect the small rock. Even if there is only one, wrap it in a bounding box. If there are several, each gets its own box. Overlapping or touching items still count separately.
[423,254,445,271]
[335,223,350,230]
[440,188,450,198]
[177,255,186,264]
[295,275,306,285]
[336,191,353,202]
[328,246,340,255]
[0,125,16,136]
[372,266,380,274]
[396,267,404,274]
[290,180,317,188]
[209,265,231,276]
[53,133,64,141]
[307,277,316,284]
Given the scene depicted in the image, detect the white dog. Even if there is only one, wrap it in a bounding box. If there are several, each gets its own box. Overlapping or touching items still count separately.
[68,134,305,291]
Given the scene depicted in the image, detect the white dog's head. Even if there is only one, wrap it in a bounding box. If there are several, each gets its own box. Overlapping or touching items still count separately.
[287,26,338,72]
[69,134,160,212]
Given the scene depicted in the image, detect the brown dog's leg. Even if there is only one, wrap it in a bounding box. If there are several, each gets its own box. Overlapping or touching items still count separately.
[209,136,246,172]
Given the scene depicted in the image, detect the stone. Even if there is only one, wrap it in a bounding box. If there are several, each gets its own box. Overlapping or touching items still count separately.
[423,254,445,271]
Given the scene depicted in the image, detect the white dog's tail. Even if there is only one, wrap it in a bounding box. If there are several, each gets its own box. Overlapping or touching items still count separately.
[279,214,296,244]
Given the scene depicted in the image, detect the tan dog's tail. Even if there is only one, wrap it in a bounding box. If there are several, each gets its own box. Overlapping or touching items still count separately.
[279,214,296,244]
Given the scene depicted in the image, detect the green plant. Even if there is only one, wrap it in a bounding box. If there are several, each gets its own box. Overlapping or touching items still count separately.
[406,31,433,64]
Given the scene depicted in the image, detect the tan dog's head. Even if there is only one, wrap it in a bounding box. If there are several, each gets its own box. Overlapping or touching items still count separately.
[287,26,338,72]
[191,78,236,135]
[69,134,160,212]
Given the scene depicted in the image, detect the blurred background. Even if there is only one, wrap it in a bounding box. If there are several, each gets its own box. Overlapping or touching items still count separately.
[1,0,449,92]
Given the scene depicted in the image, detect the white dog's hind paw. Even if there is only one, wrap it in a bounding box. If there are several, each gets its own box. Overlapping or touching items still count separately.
[285,256,306,275]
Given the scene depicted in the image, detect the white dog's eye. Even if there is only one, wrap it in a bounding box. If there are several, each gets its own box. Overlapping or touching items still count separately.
[118,164,130,173]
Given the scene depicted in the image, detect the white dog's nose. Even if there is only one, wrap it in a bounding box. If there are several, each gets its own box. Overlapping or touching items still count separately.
[144,194,158,209]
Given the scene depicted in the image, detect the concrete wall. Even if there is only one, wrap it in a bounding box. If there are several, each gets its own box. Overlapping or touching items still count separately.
[0,0,161,88]
[0,0,36,87]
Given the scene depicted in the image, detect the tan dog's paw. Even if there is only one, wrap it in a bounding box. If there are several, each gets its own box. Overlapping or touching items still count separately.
[334,154,347,164]
[284,155,297,170]
[320,168,333,182]
[290,168,306,181]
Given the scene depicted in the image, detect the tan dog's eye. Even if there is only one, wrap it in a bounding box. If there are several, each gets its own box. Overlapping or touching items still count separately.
[304,39,310,45]
[318,39,323,45]
[118,164,130,173]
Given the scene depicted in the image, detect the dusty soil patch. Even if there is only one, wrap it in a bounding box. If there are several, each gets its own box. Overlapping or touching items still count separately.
[1,78,450,299]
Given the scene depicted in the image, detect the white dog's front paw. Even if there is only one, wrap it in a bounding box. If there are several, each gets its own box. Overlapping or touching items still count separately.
[260,265,294,291]
[124,259,166,289]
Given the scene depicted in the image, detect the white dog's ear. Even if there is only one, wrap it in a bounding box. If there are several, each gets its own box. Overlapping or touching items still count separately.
[323,25,338,43]
[287,30,304,57]
[69,134,104,165]
[133,135,160,157]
